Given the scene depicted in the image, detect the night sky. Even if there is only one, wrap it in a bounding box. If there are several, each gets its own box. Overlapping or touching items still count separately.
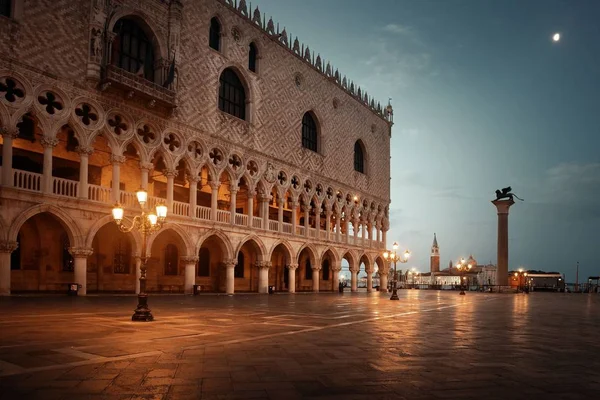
[253,0,600,281]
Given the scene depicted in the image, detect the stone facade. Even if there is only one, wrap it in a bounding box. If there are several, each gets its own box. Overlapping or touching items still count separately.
[0,0,392,295]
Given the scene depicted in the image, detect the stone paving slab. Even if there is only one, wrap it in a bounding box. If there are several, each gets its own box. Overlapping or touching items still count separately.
[0,291,599,399]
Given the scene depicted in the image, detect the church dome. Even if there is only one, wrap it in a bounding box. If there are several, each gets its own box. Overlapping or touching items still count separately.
[467,254,477,266]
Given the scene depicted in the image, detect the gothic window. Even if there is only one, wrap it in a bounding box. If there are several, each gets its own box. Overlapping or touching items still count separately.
[198,248,210,277]
[305,259,312,280]
[10,234,21,270]
[354,140,365,173]
[322,259,330,281]
[235,252,244,278]
[113,238,130,274]
[248,42,257,72]
[112,18,155,82]
[17,113,36,142]
[62,235,74,272]
[164,244,178,276]
[65,127,79,152]
[218,68,246,120]
[302,112,318,152]
[209,17,221,51]
[0,0,10,18]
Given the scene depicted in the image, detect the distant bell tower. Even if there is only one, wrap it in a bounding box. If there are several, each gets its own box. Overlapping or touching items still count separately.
[430,233,440,273]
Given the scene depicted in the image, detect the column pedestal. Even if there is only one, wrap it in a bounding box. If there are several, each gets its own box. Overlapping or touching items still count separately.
[226,261,235,294]
[287,264,298,293]
[492,199,515,287]
[258,262,270,294]
[183,257,198,294]
[312,268,320,292]
[367,271,373,292]
[70,248,93,296]
[350,268,358,292]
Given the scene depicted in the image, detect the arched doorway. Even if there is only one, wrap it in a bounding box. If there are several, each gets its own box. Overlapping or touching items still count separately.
[147,229,187,293]
[11,212,75,292]
[90,222,136,293]
[197,233,230,292]
[321,248,337,291]
[270,242,292,292]
[236,238,265,292]
[297,245,317,292]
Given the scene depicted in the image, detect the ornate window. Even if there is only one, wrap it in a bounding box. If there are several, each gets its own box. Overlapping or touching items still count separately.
[218,68,246,120]
[164,244,178,276]
[305,259,312,280]
[198,248,210,277]
[322,259,330,281]
[112,18,155,82]
[302,112,318,152]
[235,252,244,278]
[248,42,257,72]
[354,140,365,173]
[209,17,221,51]
[0,0,10,17]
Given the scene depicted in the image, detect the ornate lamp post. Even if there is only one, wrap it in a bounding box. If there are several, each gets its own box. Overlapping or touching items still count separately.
[383,242,410,301]
[112,189,167,322]
[514,268,528,293]
[456,258,472,295]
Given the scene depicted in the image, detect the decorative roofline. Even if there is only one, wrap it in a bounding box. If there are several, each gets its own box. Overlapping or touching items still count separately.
[216,0,394,125]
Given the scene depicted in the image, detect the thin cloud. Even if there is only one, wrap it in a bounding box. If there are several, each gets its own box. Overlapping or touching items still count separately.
[382,23,413,35]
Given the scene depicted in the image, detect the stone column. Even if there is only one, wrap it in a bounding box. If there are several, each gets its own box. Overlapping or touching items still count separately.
[69,248,94,296]
[315,205,321,239]
[135,256,142,294]
[183,256,198,294]
[277,196,284,233]
[110,154,125,203]
[332,266,341,292]
[492,199,515,288]
[140,162,153,190]
[335,210,341,242]
[165,169,177,212]
[230,186,238,225]
[0,241,18,295]
[247,189,254,228]
[209,180,219,221]
[353,220,360,246]
[345,218,350,244]
[77,145,93,199]
[367,222,373,248]
[188,175,200,218]
[257,261,270,294]
[291,199,298,235]
[366,268,373,292]
[382,226,388,248]
[287,263,298,293]
[41,136,59,194]
[1,128,18,187]
[380,266,389,293]
[312,266,321,292]
[261,195,270,230]
[303,204,310,238]
[350,266,359,292]
[325,206,332,240]
[223,259,236,295]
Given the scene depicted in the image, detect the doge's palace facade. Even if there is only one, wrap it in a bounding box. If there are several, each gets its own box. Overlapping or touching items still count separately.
[0,0,393,296]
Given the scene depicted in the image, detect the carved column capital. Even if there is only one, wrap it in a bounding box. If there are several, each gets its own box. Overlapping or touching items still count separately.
[287,263,299,270]
[187,174,201,184]
[68,247,94,258]
[331,265,342,272]
[311,265,322,272]
[40,136,59,149]
[257,261,271,270]
[76,145,94,156]
[0,127,19,139]
[223,259,237,268]
[110,154,126,164]
[164,169,178,178]
[349,265,360,273]
[0,241,18,253]
[140,162,154,171]
[181,256,199,264]
[209,181,220,190]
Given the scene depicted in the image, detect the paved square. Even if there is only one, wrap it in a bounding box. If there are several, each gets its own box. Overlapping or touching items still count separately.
[0,291,599,399]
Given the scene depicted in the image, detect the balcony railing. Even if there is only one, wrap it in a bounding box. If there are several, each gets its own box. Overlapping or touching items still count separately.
[52,177,78,198]
[282,222,293,234]
[268,220,278,231]
[216,209,230,224]
[252,217,262,229]
[88,184,111,203]
[104,65,176,109]
[235,214,248,226]
[13,170,42,192]
[173,201,189,217]
[196,205,211,220]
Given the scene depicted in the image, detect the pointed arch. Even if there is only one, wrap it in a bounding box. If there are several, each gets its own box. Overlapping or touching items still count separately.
[209,16,222,51]
[358,253,373,272]
[301,111,320,152]
[296,242,318,266]
[8,204,83,247]
[321,247,340,267]
[218,66,248,121]
[248,42,258,72]
[85,214,141,256]
[268,239,294,262]
[196,229,234,260]
[146,223,194,256]
[341,249,357,270]
[354,139,367,174]
[235,234,267,261]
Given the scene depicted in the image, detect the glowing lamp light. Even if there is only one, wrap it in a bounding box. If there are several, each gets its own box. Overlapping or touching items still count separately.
[147,213,158,226]
[156,203,168,219]
[403,250,411,260]
[383,251,389,260]
[392,242,399,250]
[136,188,148,205]
[112,204,124,223]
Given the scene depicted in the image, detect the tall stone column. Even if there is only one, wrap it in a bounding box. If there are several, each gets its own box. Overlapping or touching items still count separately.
[332,265,341,292]
[257,261,270,294]
[110,154,125,203]
[140,162,153,190]
[303,204,310,238]
[225,259,236,295]
[165,169,177,212]
[277,196,284,233]
[311,266,321,292]
[69,248,94,295]
[287,263,298,293]
[183,256,198,294]
[325,206,332,240]
[188,175,200,218]
[315,205,321,239]
[0,241,18,295]
[1,128,18,187]
[367,222,373,248]
[366,268,373,292]
[77,145,93,199]
[492,199,515,287]
[41,136,59,194]
[260,195,270,230]
[380,265,389,293]
[210,180,219,221]
[230,186,238,225]
[335,210,341,242]
[353,220,359,246]
[247,190,254,228]
[345,218,350,244]
[135,256,142,294]
[291,200,298,235]
[350,265,359,292]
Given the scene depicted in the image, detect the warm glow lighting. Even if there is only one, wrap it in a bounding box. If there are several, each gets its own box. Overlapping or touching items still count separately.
[136,188,148,205]
[514,272,518,277]
[353,195,358,201]
[383,251,389,260]
[524,273,528,277]
[156,203,168,219]
[147,213,158,225]
[518,268,523,272]
[392,242,399,250]
[112,204,124,222]
[403,250,411,260]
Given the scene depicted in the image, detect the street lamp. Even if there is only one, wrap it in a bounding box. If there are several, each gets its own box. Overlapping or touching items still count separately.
[455,258,472,295]
[383,242,410,301]
[514,268,528,293]
[112,188,167,321]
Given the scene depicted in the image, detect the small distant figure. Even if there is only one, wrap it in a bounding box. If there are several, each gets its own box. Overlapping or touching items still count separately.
[339,281,344,293]
[495,186,524,201]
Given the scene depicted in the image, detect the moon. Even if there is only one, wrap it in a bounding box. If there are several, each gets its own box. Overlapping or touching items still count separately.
[552,33,560,42]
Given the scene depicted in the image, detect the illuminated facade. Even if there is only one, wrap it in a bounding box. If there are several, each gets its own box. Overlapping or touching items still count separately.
[0,0,392,295]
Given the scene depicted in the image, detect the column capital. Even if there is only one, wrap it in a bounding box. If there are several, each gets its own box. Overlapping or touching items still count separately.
[164,169,178,178]
[0,241,18,253]
[40,136,59,149]
[311,265,322,271]
[181,256,199,264]
[492,199,515,214]
[110,154,126,164]
[287,263,299,270]
[209,181,220,190]
[223,259,236,268]
[187,174,201,184]
[257,261,271,270]
[76,145,94,156]
[276,196,285,206]
[140,162,154,171]
[331,266,342,272]
[68,247,94,258]
[349,265,360,273]
[0,127,19,139]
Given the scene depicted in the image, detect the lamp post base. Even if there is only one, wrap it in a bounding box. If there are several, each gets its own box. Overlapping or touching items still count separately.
[459,290,466,295]
[390,290,399,300]
[132,294,154,322]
